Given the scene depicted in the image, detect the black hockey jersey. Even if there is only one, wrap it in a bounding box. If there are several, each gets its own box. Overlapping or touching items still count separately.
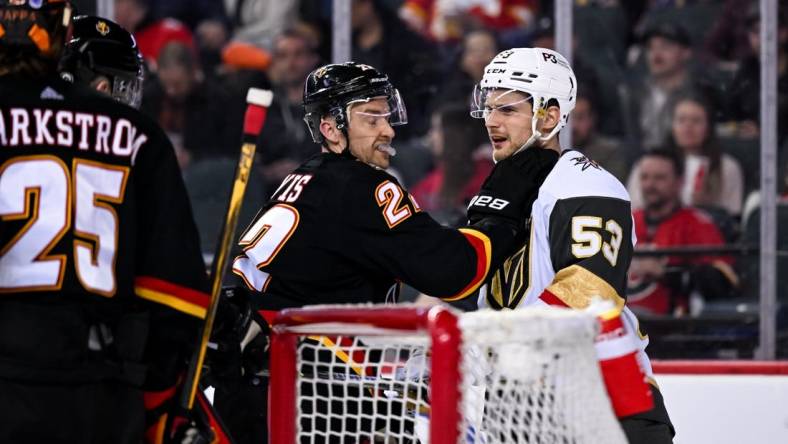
[0,75,209,384]
[233,153,503,307]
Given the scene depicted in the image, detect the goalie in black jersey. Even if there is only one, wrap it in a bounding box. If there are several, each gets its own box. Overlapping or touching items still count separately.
[0,1,211,442]
[219,61,558,443]
[470,47,675,443]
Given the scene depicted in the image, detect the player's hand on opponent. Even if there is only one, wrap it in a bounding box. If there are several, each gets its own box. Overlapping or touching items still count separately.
[467,147,559,227]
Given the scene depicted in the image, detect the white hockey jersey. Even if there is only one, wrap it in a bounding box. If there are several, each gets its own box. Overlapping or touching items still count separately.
[478,149,654,379]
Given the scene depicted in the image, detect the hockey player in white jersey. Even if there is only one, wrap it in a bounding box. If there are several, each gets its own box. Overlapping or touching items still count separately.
[469,48,674,443]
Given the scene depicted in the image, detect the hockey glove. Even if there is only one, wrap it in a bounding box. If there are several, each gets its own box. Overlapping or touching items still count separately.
[467,147,559,226]
[204,287,270,384]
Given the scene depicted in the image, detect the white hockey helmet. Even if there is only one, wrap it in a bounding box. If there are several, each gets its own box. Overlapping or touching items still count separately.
[471,48,577,151]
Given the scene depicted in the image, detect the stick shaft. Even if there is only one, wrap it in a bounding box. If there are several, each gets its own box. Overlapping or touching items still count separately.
[181,88,272,410]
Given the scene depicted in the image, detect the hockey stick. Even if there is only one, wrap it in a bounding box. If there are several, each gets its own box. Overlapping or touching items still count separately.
[180,87,273,411]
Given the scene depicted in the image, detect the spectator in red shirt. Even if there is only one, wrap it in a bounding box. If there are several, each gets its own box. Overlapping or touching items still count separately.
[627,149,738,316]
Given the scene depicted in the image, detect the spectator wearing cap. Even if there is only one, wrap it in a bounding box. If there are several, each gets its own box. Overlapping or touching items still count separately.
[621,22,692,152]
[620,22,720,155]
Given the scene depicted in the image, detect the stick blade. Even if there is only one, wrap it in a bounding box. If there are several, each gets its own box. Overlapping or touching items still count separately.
[247,88,273,107]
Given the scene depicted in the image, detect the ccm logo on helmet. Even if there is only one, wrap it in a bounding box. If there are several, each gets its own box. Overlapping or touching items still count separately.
[486,68,506,74]
[469,195,510,211]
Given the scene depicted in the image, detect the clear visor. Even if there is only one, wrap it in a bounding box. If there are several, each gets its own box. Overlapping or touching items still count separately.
[112,72,144,109]
[470,85,532,120]
[346,88,408,127]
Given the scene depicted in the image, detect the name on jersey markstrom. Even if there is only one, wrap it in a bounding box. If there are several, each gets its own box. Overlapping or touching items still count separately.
[0,107,148,163]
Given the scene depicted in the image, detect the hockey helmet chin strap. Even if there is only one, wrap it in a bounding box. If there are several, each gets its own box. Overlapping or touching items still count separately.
[510,98,565,160]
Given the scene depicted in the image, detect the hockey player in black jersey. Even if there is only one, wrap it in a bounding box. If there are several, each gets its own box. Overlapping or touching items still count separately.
[221,62,558,443]
[0,1,210,442]
[233,61,551,309]
[60,14,145,108]
[470,47,675,443]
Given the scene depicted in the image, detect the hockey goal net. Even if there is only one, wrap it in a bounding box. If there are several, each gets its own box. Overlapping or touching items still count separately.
[269,305,626,444]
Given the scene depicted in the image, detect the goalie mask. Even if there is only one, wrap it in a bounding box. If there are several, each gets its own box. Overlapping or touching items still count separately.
[60,15,144,108]
[0,0,73,68]
[302,62,407,145]
[471,48,577,152]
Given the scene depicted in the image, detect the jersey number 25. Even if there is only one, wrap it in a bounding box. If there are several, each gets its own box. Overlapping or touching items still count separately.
[0,156,128,296]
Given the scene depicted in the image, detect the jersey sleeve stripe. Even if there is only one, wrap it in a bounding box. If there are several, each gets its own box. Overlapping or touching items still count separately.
[134,276,209,319]
[539,289,570,307]
[143,384,178,411]
[542,264,625,310]
[443,228,492,302]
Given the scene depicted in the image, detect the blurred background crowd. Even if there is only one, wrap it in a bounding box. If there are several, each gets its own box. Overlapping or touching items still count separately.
[83,0,786,357]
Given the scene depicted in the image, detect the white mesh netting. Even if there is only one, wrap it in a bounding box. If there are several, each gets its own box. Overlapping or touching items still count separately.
[458,308,627,444]
[295,331,431,443]
[285,307,627,444]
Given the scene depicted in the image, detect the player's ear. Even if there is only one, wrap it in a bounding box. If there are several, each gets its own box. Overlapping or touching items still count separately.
[91,76,112,95]
[542,105,562,133]
[319,116,342,147]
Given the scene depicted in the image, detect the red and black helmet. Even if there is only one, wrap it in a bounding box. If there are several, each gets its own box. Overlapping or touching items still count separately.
[0,0,72,58]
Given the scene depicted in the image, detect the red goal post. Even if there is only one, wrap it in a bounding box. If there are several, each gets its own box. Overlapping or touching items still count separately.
[269,304,627,444]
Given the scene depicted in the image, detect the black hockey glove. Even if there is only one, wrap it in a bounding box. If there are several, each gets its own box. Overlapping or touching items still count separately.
[205,286,270,384]
[467,147,559,226]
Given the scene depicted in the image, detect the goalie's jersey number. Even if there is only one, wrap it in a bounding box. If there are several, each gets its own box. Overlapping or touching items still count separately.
[0,155,128,296]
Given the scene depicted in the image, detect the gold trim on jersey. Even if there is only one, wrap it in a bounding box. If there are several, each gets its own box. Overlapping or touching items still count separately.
[544,264,625,310]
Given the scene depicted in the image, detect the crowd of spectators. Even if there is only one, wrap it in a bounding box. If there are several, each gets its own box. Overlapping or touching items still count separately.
[111,0,787,318]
